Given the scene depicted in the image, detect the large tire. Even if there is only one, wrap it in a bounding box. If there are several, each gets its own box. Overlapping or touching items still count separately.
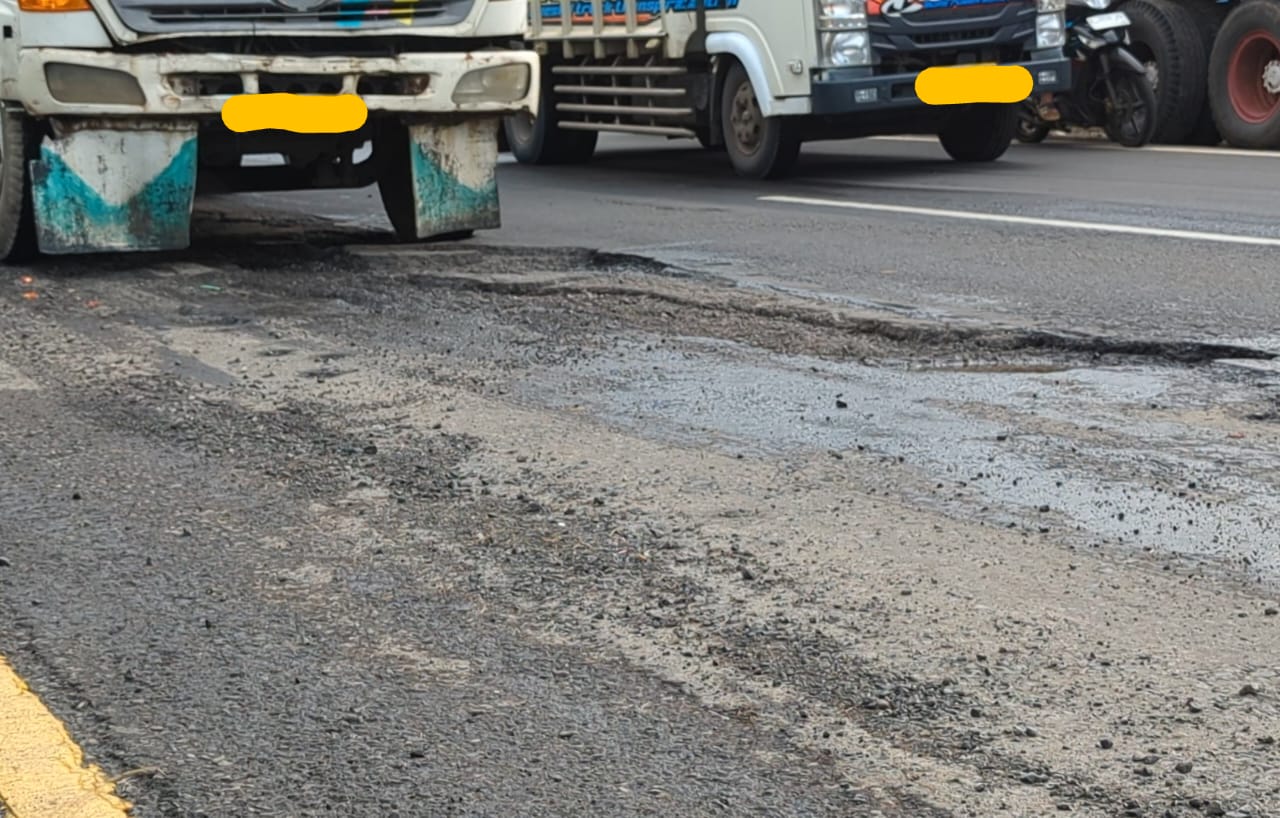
[720,61,801,179]
[1184,0,1226,145]
[1103,71,1158,146]
[1125,0,1209,144]
[502,69,598,165]
[937,104,1018,162]
[0,102,39,263]
[1208,0,1280,148]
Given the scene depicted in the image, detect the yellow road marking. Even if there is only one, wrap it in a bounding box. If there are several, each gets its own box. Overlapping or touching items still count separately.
[0,655,131,818]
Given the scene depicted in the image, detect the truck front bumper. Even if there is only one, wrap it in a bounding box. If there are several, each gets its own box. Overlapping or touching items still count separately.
[15,48,539,118]
[809,55,1070,115]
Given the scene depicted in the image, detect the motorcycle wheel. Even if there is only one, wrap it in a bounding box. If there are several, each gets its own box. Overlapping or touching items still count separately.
[1015,116,1051,143]
[1103,72,1158,147]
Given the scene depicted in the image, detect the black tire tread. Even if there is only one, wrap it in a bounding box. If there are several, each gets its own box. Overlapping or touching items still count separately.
[938,104,1017,162]
[720,62,801,179]
[503,69,598,166]
[0,105,40,263]
[1208,0,1280,148]
[1183,0,1226,144]
[1124,0,1209,144]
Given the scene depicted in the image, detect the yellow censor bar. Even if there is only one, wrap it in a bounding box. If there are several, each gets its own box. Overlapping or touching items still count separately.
[220,93,369,134]
[0,656,131,818]
[914,64,1034,105]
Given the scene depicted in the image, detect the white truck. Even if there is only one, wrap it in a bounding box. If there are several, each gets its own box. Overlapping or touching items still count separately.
[502,0,1073,178]
[0,0,539,260]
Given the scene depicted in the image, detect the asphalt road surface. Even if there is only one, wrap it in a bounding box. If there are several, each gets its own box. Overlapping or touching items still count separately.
[2,134,1280,818]
[258,134,1280,345]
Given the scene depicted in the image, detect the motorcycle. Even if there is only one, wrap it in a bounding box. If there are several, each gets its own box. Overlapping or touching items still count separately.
[1016,0,1156,147]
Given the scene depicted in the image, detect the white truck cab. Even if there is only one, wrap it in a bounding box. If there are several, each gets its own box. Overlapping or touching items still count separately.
[0,0,539,258]
[505,0,1071,177]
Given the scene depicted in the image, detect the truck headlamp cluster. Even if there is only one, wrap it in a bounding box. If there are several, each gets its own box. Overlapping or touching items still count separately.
[1036,11,1066,48]
[452,63,531,104]
[817,0,871,67]
[1035,0,1067,48]
[819,0,868,29]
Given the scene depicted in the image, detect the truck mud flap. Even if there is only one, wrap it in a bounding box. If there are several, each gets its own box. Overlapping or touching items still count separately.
[404,119,500,238]
[29,125,197,255]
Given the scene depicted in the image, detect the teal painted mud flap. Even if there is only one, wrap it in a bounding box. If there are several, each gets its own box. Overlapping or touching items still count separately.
[30,123,198,255]
[407,118,500,238]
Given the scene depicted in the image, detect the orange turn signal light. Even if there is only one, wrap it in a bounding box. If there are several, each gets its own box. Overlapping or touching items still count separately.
[19,0,93,10]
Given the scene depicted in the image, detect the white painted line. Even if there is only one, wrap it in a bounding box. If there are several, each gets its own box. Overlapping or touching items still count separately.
[866,135,938,144]
[1132,144,1280,159]
[868,134,1280,159]
[761,194,1280,248]
[498,153,518,164]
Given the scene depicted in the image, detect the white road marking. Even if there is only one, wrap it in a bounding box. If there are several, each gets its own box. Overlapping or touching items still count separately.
[868,134,1280,159]
[761,194,1280,247]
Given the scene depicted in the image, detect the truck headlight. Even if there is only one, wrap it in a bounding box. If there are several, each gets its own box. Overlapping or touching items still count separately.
[824,30,872,66]
[1036,12,1066,48]
[818,0,868,29]
[1036,0,1066,11]
[452,64,531,104]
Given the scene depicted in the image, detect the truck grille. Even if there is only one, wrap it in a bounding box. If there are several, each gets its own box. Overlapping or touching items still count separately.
[869,0,1035,52]
[912,27,1000,44]
[110,0,474,33]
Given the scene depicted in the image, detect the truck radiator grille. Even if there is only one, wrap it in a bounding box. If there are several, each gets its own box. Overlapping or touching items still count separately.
[550,59,698,138]
[111,0,471,33]
[910,27,1001,45]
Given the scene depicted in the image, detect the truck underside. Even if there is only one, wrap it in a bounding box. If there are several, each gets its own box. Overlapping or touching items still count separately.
[0,2,538,258]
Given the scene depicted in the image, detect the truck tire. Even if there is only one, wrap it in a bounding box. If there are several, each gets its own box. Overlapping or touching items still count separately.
[1184,0,1226,144]
[1125,0,1209,144]
[502,71,598,165]
[1208,0,1280,148]
[937,103,1017,162]
[0,102,39,263]
[720,62,801,179]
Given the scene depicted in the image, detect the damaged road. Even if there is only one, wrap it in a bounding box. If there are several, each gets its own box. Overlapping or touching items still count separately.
[2,209,1279,818]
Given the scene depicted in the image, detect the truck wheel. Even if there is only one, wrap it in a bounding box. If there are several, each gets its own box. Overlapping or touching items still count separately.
[937,104,1017,162]
[1125,0,1209,143]
[720,62,801,179]
[1209,0,1280,148]
[502,73,598,165]
[0,102,39,263]
[1183,0,1226,144]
